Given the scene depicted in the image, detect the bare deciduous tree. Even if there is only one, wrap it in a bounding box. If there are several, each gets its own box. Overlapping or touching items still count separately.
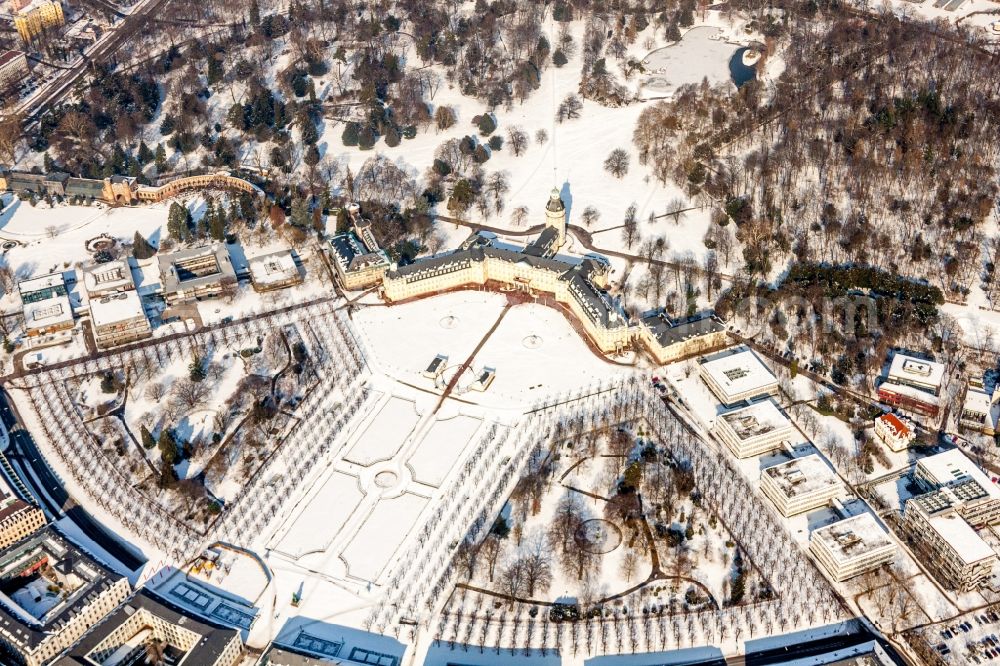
[604,148,630,178]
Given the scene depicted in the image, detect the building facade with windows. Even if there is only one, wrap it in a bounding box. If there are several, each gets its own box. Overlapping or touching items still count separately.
[637,312,729,365]
[760,454,841,516]
[89,291,152,349]
[903,489,998,591]
[14,0,64,42]
[81,259,135,298]
[0,51,28,91]
[873,413,915,452]
[158,244,237,304]
[698,347,779,407]
[810,513,896,582]
[877,353,946,417]
[249,249,304,292]
[713,399,793,459]
[18,273,74,339]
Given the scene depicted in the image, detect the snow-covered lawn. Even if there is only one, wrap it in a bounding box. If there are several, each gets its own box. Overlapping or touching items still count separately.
[353,291,508,381]
[355,291,629,412]
[341,492,431,583]
[272,471,364,559]
[407,414,483,488]
[344,396,420,467]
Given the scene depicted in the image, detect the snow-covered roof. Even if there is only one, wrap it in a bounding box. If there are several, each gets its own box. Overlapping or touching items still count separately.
[700,348,777,396]
[89,291,145,328]
[887,353,945,389]
[18,272,64,296]
[927,511,995,565]
[158,244,235,294]
[964,388,993,416]
[719,399,791,441]
[329,233,389,274]
[812,513,894,562]
[17,0,57,15]
[762,454,839,498]
[22,293,72,330]
[917,449,1000,501]
[878,381,942,405]
[642,312,725,348]
[248,249,300,285]
[81,259,134,295]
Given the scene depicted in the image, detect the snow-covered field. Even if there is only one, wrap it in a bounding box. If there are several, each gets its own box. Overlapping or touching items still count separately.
[407,414,483,487]
[272,471,364,559]
[344,396,420,467]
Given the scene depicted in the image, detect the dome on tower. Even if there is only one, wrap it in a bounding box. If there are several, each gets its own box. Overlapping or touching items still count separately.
[546,188,565,212]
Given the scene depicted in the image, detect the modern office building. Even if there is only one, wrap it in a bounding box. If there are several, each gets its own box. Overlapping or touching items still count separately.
[18,273,74,339]
[810,513,896,582]
[877,353,946,417]
[913,449,1000,528]
[960,385,1000,436]
[903,489,998,591]
[760,454,841,516]
[88,291,152,349]
[249,249,304,292]
[158,244,237,304]
[698,347,779,406]
[81,260,135,298]
[713,399,793,458]
[0,50,29,91]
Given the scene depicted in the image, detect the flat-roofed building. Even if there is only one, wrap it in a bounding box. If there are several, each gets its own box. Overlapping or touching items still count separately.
[886,353,946,395]
[422,354,447,380]
[698,347,778,407]
[877,353,946,417]
[960,386,1000,436]
[810,513,896,582]
[0,526,131,666]
[249,249,303,292]
[873,413,915,452]
[0,51,29,91]
[80,260,134,298]
[760,454,841,516]
[88,291,151,349]
[638,311,728,364]
[158,244,237,305]
[913,449,1000,528]
[713,399,793,458]
[261,638,346,665]
[18,273,73,338]
[903,489,998,591]
[54,589,243,666]
[877,382,941,417]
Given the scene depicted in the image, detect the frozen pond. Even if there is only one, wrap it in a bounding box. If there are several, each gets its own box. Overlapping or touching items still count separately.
[642,26,744,95]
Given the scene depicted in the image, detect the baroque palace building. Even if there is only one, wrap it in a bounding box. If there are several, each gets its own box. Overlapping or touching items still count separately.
[336,189,728,361]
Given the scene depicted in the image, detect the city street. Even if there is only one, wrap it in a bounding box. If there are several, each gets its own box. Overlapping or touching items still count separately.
[0,390,145,571]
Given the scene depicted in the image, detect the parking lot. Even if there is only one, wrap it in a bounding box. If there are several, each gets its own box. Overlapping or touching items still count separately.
[932,609,1000,663]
